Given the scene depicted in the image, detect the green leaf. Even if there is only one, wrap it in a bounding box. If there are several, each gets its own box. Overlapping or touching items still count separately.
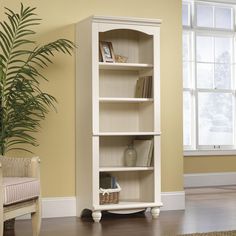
[0,3,74,154]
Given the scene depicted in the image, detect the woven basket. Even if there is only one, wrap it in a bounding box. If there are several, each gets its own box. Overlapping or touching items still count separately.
[99,183,121,205]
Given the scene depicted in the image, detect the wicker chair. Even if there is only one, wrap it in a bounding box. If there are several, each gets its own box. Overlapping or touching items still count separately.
[0,156,41,236]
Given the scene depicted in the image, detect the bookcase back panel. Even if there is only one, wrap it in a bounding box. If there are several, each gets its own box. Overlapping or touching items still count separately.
[139,102,154,132]
[109,171,154,202]
[100,136,154,168]
[99,70,138,98]
[139,171,154,202]
[99,30,153,64]
[138,34,154,65]
[100,136,134,167]
[100,103,139,132]
[99,103,154,132]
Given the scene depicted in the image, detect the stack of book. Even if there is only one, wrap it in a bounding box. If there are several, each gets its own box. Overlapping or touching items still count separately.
[133,138,154,167]
[135,76,153,98]
[99,173,117,189]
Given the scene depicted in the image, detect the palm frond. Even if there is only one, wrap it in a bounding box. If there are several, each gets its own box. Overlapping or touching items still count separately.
[0,3,75,154]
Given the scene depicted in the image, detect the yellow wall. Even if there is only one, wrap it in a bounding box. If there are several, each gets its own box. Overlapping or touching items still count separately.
[184,156,236,173]
[0,0,183,196]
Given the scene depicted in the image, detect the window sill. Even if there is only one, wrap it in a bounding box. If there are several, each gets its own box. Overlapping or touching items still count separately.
[184,149,236,157]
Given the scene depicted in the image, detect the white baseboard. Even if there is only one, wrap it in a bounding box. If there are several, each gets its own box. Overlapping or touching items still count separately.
[18,197,76,220]
[18,191,185,219]
[184,172,236,188]
[161,191,185,211]
[42,197,76,218]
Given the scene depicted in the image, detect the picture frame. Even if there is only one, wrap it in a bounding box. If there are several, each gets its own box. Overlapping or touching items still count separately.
[99,41,115,63]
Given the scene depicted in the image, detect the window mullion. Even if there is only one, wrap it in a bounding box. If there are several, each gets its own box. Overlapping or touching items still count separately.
[193,31,198,150]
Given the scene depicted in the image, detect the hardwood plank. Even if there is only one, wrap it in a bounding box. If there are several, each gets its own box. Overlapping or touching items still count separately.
[5,186,236,236]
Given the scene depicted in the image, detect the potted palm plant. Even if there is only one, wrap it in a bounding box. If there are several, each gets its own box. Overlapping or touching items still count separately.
[0,3,74,231]
[0,3,74,155]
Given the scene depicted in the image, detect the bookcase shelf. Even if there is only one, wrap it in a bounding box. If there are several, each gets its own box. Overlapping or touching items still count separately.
[95,201,162,211]
[99,97,154,103]
[94,132,161,136]
[94,201,162,211]
[99,62,153,71]
[99,167,154,172]
[76,16,162,222]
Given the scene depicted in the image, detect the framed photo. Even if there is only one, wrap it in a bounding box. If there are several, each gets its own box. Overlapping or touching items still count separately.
[99,41,115,63]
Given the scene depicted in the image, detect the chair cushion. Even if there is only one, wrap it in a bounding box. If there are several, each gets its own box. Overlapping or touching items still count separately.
[3,177,40,205]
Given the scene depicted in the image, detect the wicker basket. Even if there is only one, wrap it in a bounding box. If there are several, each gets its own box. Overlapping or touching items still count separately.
[99,183,121,205]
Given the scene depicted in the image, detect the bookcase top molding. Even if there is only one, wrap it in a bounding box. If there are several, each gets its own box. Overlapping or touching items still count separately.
[90,15,162,27]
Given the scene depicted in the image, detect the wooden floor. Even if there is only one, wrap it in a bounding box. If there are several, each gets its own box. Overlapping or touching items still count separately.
[6,186,236,236]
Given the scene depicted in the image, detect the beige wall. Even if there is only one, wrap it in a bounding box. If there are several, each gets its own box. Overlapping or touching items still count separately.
[184,156,236,173]
[0,0,183,196]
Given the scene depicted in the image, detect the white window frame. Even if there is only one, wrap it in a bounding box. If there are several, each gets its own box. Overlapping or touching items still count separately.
[183,0,236,156]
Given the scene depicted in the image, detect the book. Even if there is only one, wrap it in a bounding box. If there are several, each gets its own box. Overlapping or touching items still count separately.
[147,76,152,98]
[134,139,153,167]
[99,173,118,189]
[111,176,117,189]
[147,139,154,166]
[99,173,112,189]
[135,76,153,98]
[142,77,148,98]
[135,77,145,98]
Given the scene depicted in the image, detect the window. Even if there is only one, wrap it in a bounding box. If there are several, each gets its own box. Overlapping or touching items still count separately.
[182,1,236,153]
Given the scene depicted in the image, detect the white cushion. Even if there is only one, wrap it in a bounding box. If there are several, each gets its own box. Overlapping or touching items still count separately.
[3,177,40,205]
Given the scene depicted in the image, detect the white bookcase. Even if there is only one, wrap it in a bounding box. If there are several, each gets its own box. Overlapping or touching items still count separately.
[76,16,162,222]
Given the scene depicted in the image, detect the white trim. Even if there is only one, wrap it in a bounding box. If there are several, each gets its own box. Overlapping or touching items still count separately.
[92,15,162,26]
[18,197,76,220]
[161,191,186,211]
[184,172,236,187]
[184,149,236,156]
[17,192,185,220]
[41,197,76,218]
[197,0,236,5]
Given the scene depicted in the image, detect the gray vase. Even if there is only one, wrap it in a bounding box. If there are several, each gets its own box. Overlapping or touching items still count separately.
[124,145,137,167]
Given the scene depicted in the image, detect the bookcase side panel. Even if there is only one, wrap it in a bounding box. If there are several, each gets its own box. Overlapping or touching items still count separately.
[76,19,93,215]
[154,136,161,203]
[153,29,161,133]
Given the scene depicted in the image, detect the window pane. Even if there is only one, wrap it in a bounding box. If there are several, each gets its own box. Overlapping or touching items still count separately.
[184,92,192,146]
[183,62,192,88]
[196,4,213,28]
[183,33,190,61]
[198,92,233,145]
[215,37,232,63]
[215,7,232,29]
[183,4,190,26]
[196,36,214,62]
[197,63,214,89]
[215,64,231,89]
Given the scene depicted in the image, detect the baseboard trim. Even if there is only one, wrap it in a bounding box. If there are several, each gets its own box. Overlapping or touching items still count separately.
[18,192,185,219]
[18,197,76,220]
[161,191,185,211]
[42,197,77,218]
[184,172,236,188]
